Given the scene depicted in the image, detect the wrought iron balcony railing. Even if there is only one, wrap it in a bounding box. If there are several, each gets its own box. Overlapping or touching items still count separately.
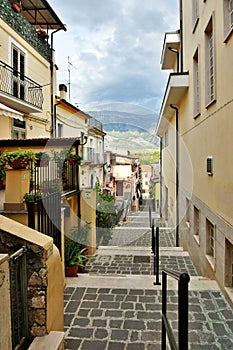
[0,60,43,112]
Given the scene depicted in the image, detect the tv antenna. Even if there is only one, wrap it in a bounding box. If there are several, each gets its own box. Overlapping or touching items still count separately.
[68,56,77,101]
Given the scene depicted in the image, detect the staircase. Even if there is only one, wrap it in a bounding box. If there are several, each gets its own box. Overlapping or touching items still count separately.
[64,199,233,349]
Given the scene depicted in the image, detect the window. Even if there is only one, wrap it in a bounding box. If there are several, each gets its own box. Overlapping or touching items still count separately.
[194,206,200,243]
[193,48,200,117]
[57,123,63,138]
[205,17,216,106]
[12,45,26,101]
[206,219,215,258]
[223,0,233,40]
[186,198,190,224]
[192,0,199,31]
[165,130,169,147]
[206,157,213,175]
[12,118,26,139]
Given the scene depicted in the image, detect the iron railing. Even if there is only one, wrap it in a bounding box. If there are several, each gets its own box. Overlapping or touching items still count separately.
[162,268,190,350]
[88,117,103,131]
[27,191,62,254]
[9,246,28,349]
[151,221,160,285]
[0,60,43,110]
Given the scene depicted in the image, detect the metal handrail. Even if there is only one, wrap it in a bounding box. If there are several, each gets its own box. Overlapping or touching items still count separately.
[162,269,190,350]
[0,60,43,109]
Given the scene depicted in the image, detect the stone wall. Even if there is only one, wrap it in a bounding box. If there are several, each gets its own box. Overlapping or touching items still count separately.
[0,215,64,341]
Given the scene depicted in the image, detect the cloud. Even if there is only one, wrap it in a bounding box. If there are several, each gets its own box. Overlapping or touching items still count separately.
[49,0,179,113]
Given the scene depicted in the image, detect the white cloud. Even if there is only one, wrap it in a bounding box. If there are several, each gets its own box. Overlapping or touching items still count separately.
[48,0,179,112]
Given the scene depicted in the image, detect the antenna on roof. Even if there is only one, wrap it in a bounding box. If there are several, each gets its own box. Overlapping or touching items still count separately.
[68,56,77,101]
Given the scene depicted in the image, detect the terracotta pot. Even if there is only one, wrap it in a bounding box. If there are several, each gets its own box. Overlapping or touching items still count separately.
[68,158,76,166]
[12,3,21,13]
[8,158,29,169]
[36,159,49,167]
[65,266,78,277]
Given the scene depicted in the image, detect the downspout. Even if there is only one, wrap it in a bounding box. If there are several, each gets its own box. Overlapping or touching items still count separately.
[50,26,67,137]
[159,137,162,218]
[170,104,179,247]
[77,133,88,229]
[179,0,183,72]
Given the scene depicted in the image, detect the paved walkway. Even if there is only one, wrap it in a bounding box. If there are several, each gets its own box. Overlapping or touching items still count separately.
[64,201,233,350]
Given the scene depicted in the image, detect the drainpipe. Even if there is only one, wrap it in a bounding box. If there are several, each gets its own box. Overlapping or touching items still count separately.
[170,104,179,247]
[50,26,67,137]
[179,0,183,72]
[159,137,163,218]
[77,133,88,229]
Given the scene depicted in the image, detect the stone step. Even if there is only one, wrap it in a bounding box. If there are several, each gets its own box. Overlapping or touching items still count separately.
[65,274,219,291]
[96,246,185,256]
[28,331,64,350]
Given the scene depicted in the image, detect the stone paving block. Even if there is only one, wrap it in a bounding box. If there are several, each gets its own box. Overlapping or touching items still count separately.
[81,340,108,350]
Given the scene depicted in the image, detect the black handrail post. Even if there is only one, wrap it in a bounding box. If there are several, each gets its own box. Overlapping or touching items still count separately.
[151,219,155,255]
[149,205,152,228]
[178,273,190,349]
[162,271,167,350]
[154,226,161,285]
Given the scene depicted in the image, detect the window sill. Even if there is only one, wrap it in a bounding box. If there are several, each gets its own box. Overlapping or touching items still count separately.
[206,254,216,271]
[192,18,199,33]
[194,234,200,246]
[206,99,216,109]
[224,27,233,43]
[193,112,200,119]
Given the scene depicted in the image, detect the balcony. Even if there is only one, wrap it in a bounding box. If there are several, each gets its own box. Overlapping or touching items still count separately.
[161,31,180,70]
[0,60,43,113]
[88,117,103,131]
[82,147,104,165]
[156,73,189,137]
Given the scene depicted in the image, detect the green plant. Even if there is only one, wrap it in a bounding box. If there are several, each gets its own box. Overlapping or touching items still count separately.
[64,236,89,267]
[1,149,37,168]
[35,152,50,160]
[66,151,82,165]
[69,222,91,246]
[23,191,42,202]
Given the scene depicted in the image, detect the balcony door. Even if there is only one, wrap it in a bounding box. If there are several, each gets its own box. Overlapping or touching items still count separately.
[12,45,25,101]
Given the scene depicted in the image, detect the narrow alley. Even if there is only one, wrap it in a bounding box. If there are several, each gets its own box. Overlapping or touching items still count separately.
[64,200,233,350]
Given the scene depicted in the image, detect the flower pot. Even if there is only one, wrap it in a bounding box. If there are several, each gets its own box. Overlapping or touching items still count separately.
[12,3,21,13]
[36,159,49,167]
[65,266,78,277]
[8,158,29,169]
[68,158,77,166]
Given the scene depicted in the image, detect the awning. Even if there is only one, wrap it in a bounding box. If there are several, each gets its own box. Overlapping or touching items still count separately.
[0,103,24,121]
[21,0,66,30]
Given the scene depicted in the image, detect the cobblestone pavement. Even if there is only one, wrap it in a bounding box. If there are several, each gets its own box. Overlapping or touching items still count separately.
[64,201,233,349]
[85,255,198,277]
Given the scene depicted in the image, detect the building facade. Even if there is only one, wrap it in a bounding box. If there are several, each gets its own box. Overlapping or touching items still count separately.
[157,0,233,301]
[0,0,66,139]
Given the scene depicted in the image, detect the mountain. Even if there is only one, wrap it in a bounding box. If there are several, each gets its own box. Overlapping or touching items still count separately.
[87,109,158,133]
[87,106,160,153]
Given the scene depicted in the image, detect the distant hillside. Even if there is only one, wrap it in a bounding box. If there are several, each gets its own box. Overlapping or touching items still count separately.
[87,105,159,153]
[87,108,158,133]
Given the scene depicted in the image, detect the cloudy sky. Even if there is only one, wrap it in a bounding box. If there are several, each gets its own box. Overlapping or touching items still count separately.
[48,0,179,114]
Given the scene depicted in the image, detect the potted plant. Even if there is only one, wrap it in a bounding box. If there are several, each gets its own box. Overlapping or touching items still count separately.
[66,152,82,166]
[23,191,42,211]
[64,235,89,277]
[12,2,21,13]
[1,149,37,169]
[36,29,49,40]
[35,152,50,167]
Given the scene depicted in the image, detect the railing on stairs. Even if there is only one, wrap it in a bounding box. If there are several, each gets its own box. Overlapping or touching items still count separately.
[9,246,29,349]
[151,220,160,285]
[161,268,190,350]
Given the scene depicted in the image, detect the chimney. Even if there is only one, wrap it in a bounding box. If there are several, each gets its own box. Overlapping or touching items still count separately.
[59,84,67,100]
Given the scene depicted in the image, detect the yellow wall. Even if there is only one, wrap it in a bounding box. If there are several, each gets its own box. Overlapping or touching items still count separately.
[81,189,97,254]
[180,0,233,227]
[0,19,51,137]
